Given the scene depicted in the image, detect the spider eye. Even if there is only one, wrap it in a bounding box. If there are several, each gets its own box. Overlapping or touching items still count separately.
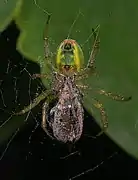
[64,43,72,50]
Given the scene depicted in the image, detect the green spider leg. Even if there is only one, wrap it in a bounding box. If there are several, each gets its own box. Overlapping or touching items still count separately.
[32,14,59,79]
[96,89,132,101]
[77,86,131,136]
[32,73,51,79]
[43,14,58,72]
[86,25,100,72]
[76,24,131,102]
[15,90,52,115]
[78,24,100,79]
[76,83,107,136]
[42,101,54,139]
[15,14,60,116]
[92,98,108,136]
[76,83,131,104]
[76,84,89,89]
[43,15,52,60]
[91,89,131,136]
[33,0,52,64]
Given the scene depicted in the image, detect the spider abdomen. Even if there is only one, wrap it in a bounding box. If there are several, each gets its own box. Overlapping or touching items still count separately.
[47,76,84,143]
[50,99,84,143]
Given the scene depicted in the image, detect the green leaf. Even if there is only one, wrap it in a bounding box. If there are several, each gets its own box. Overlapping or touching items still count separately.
[1,0,138,159]
[0,0,22,31]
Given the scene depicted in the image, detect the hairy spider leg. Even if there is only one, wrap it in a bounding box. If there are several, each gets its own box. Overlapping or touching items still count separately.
[86,25,100,71]
[32,14,58,79]
[78,25,100,80]
[92,98,108,136]
[91,89,131,136]
[44,15,52,63]
[32,73,51,79]
[43,14,57,72]
[97,89,132,101]
[42,101,54,139]
[15,90,52,115]
[76,84,89,89]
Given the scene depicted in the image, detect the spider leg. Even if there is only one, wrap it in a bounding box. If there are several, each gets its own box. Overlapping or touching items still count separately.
[44,14,51,59]
[86,25,100,71]
[41,101,54,139]
[43,15,57,72]
[92,98,108,136]
[32,73,51,79]
[76,84,89,89]
[76,25,100,80]
[96,89,132,101]
[15,90,51,115]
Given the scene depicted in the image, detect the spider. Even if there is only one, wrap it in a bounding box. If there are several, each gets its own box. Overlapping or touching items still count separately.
[15,13,131,144]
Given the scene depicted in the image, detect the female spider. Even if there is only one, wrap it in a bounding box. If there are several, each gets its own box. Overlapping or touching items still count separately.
[15,14,131,143]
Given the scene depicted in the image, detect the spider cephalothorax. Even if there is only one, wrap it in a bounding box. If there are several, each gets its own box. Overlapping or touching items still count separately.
[56,39,84,75]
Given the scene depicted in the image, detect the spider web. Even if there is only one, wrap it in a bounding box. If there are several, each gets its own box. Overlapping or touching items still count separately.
[0,12,134,180]
[0,21,45,158]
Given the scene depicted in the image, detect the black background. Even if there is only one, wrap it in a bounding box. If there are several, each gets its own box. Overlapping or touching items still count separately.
[0,22,138,180]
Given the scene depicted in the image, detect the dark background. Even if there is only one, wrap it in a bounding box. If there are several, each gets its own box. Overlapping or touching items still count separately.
[0,22,138,180]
